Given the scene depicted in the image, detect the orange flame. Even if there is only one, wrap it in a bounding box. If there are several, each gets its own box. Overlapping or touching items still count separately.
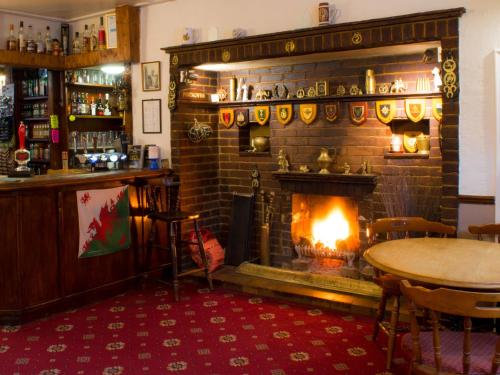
[311,209,350,250]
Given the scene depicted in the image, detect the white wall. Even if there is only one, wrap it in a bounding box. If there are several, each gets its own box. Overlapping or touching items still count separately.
[0,13,61,47]
[132,0,500,199]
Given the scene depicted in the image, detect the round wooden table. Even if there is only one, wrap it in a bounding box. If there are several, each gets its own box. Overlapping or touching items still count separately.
[364,237,500,290]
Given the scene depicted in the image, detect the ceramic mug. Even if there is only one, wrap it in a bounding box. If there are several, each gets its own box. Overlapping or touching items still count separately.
[329,4,341,24]
[182,27,194,44]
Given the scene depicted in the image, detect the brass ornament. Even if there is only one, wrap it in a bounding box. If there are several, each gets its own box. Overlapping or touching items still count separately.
[307,87,316,97]
[442,54,458,99]
[168,77,177,110]
[221,49,231,62]
[378,83,389,94]
[296,87,305,98]
[187,118,212,143]
[171,54,179,66]
[285,40,296,54]
[336,84,346,96]
[349,84,360,96]
[351,32,362,45]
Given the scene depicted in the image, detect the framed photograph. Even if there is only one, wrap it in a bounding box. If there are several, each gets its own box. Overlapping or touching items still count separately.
[316,80,329,96]
[105,13,117,49]
[142,99,162,134]
[142,61,161,91]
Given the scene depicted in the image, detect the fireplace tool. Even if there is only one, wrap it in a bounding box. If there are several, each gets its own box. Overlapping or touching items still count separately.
[259,190,275,266]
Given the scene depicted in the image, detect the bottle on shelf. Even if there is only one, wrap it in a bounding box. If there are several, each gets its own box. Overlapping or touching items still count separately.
[18,21,26,52]
[104,93,112,116]
[45,26,52,55]
[7,24,18,51]
[90,96,97,116]
[72,32,81,54]
[97,93,104,116]
[82,24,90,53]
[71,92,78,114]
[98,16,106,50]
[36,31,44,54]
[26,25,36,53]
[90,24,98,51]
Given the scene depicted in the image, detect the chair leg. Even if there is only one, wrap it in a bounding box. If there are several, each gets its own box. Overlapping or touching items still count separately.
[373,290,388,341]
[194,220,213,290]
[169,221,180,302]
[143,218,157,286]
[386,296,401,371]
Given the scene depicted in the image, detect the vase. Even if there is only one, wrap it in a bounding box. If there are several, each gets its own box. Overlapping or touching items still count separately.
[253,136,270,152]
[365,69,376,94]
[317,147,332,174]
[416,134,430,154]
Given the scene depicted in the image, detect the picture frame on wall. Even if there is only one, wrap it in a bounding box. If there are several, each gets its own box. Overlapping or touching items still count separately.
[105,13,117,49]
[142,99,162,134]
[142,61,161,91]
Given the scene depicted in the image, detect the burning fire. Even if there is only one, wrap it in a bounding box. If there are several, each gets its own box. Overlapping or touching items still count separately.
[311,209,350,250]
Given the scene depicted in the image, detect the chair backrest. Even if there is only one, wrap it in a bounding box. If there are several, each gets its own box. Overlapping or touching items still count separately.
[370,217,456,242]
[400,280,500,374]
[136,172,180,214]
[468,223,500,242]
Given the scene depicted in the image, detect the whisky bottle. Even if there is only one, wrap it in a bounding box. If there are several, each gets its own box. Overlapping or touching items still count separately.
[45,26,52,54]
[90,24,98,51]
[18,21,26,52]
[7,24,18,51]
[36,32,44,53]
[82,24,90,53]
[72,32,81,54]
[26,25,36,53]
[98,17,106,50]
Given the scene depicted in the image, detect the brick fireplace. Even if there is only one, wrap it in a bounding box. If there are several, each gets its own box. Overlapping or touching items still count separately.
[164,8,464,297]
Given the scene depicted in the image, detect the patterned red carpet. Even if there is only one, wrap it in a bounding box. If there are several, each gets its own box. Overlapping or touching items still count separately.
[0,281,407,374]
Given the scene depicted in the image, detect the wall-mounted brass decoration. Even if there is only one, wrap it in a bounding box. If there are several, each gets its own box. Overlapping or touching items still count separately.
[442,54,458,99]
[336,84,346,96]
[285,40,296,54]
[221,49,231,62]
[171,54,179,66]
[351,32,362,45]
[168,77,177,110]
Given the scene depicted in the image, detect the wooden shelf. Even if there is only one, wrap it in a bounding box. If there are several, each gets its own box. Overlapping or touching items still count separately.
[384,152,430,159]
[23,117,49,121]
[239,151,271,157]
[71,115,122,120]
[180,92,441,109]
[23,96,49,101]
[67,82,115,89]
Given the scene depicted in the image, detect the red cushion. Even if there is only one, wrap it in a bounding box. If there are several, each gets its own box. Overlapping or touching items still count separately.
[401,331,499,374]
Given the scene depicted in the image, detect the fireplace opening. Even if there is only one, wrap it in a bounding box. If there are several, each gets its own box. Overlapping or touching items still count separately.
[291,194,361,278]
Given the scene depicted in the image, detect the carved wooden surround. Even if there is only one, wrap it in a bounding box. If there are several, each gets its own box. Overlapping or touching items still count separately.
[163,7,465,246]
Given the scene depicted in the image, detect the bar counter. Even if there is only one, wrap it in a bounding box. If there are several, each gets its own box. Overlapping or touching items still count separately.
[0,169,167,323]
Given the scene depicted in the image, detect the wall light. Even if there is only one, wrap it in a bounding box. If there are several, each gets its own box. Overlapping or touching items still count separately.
[101,64,125,75]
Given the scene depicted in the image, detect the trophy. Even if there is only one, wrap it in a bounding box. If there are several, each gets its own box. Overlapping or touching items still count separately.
[13,121,32,175]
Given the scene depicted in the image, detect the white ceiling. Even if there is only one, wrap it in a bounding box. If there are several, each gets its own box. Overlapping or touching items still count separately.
[0,0,172,21]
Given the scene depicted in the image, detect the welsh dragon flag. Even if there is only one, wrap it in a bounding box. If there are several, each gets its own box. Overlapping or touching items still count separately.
[77,185,131,258]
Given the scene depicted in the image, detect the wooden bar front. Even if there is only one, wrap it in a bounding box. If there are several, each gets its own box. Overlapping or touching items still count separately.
[0,169,165,324]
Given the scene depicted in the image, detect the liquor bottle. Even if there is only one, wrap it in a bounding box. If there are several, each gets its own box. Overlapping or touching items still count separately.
[45,26,52,54]
[98,16,106,50]
[26,25,36,53]
[97,93,104,116]
[7,24,18,51]
[84,93,90,115]
[36,32,44,53]
[90,96,97,116]
[18,21,26,52]
[72,32,81,54]
[104,93,112,116]
[90,24,98,51]
[82,24,90,53]
[77,93,83,115]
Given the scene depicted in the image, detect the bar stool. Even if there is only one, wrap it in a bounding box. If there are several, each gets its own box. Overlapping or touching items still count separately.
[142,173,213,301]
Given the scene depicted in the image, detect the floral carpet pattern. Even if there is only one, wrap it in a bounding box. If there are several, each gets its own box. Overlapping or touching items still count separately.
[0,282,405,374]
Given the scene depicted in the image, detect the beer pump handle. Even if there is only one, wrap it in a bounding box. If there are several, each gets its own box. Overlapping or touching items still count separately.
[18,121,26,150]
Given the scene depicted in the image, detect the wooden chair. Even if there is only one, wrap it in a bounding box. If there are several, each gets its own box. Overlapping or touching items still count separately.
[400,280,500,375]
[369,217,456,370]
[139,173,213,301]
[469,223,500,242]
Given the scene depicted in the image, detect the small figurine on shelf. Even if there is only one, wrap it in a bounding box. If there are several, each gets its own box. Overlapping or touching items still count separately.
[360,160,369,175]
[390,78,407,93]
[343,162,351,175]
[277,149,290,172]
